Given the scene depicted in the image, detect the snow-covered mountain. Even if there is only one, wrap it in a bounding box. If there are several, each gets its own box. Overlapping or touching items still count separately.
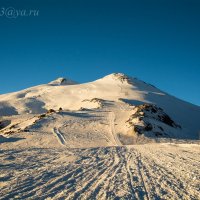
[0,73,200,140]
[1,73,200,200]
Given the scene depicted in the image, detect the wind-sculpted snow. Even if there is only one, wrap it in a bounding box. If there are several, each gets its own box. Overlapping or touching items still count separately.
[0,144,199,200]
[48,77,78,86]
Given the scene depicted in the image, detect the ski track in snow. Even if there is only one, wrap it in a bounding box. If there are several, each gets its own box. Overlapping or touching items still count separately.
[53,127,67,146]
[0,145,200,200]
[109,111,121,146]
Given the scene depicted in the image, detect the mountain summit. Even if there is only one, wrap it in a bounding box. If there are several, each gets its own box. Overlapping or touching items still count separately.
[48,77,77,86]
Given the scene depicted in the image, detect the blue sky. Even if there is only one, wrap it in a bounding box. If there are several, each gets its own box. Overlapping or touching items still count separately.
[0,0,200,106]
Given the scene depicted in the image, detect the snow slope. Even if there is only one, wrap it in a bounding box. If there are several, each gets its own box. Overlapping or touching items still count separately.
[0,73,200,199]
[0,73,199,139]
[0,143,199,199]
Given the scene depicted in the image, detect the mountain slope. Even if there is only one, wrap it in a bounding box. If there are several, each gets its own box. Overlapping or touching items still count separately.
[0,73,200,140]
[1,73,200,199]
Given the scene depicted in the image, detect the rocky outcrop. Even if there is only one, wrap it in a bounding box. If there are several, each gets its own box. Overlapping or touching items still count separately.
[126,104,181,137]
[112,73,133,84]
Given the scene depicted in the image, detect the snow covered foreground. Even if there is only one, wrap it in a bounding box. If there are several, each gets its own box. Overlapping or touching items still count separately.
[0,144,200,199]
[0,73,200,199]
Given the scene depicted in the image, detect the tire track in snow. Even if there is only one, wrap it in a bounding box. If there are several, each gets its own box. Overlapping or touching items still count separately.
[125,153,139,199]
[137,154,151,200]
[85,148,126,199]
[130,148,150,200]
[1,145,199,199]
[139,150,192,199]
[68,148,117,199]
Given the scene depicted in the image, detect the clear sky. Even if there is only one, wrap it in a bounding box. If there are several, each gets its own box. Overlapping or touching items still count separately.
[0,0,200,106]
